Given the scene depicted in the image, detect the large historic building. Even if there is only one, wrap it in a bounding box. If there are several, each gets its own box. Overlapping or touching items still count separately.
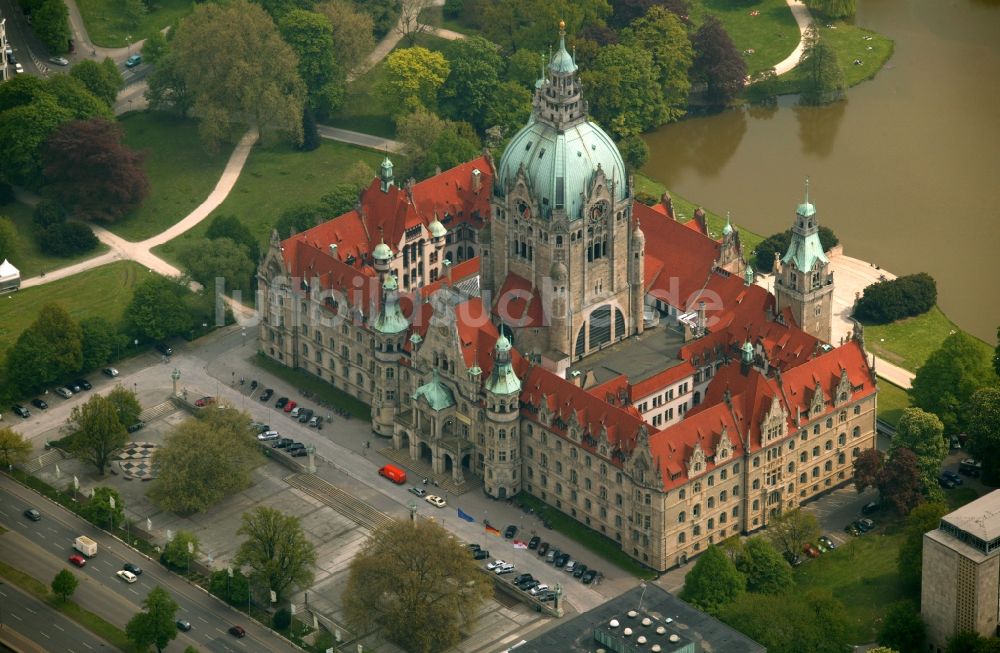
[257,25,878,571]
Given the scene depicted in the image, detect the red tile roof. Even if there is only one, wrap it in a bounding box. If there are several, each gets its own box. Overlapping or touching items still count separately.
[649,402,744,489]
[776,340,875,424]
[493,272,545,327]
[630,361,696,401]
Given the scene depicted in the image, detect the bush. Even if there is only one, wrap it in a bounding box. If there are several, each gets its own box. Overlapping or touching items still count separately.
[273,608,291,631]
[32,199,68,228]
[37,221,99,257]
[855,273,937,324]
[0,181,14,205]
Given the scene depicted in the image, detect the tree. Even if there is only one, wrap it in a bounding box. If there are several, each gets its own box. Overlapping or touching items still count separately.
[805,0,856,19]
[798,29,845,106]
[965,387,1000,485]
[208,568,250,605]
[69,59,124,107]
[897,501,947,591]
[69,394,127,475]
[125,276,193,342]
[107,385,142,429]
[719,589,851,653]
[141,31,169,66]
[43,76,114,122]
[80,316,122,371]
[620,6,693,121]
[36,221,100,257]
[5,303,83,394]
[206,214,260,261]
[378,47,450,114]
[482,0,611,54]
[236,506,316,602]
[854,273,937,324]
[485,81,532,139]
[145,54,195,118]
[610,0,690,28]
[890,408,947,493]
[679,545,745,614]
[178,237,255,297]
[911,331,998,434]
[946,632,992,653]
[0,427,32,468]
[690,16,747,107]
[0,216,17,262]
[396,109,479,180]
[79,486,125,530]
[274,202,326,237]
[168,0,306,149]
[299,106,320,151]
[870,648,901,653]
[853,448,885,493]
[766,509,820,558]
[162,531,199,569]
[32,0,71,53]
[582,44,667,138]
[733,537,793,595]
[125,586,179,653]
[149,409,261,514]
[618,133,649,171]
[279,9,343,113]
[505,48,542,88]
[880,448,924,515]
[0,95,74,188]
[314,0,375,74]
[320,184,361,216]
[273,608,292,630]
[251,0,313,21]
[993,326,999,378]
[51,569,78,602]
[42,118,149,222]
[439,36,503,132]
[363,0,402,39]
[879,601,925,653]
[344,520,493,653]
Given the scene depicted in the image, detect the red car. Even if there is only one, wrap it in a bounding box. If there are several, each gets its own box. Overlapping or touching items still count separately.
[803,542,821,558]
[283,400,297,413]
[228,625,246,638]
[69,554,87,567]
[194,396,215,407]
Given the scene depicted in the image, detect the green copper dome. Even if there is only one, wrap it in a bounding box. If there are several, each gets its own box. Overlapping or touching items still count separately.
[373,239,392,261]
[796,201,816,218]
[549,24,576,74]
[374,275,408,334]
[413,369,455,411]
[428,215,446,238]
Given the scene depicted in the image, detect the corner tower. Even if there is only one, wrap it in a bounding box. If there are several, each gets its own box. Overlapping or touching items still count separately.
[488,21,640,366]
[774,180,834,343]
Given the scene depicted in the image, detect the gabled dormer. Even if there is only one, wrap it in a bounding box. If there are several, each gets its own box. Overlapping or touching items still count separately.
[834,367,851,406]
[809,381,826,418]
[761,395,786,443]
[686,440,707,479]
[715,426,734,462]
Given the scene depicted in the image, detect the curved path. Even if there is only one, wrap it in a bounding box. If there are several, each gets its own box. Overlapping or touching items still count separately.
[774,0,815,76]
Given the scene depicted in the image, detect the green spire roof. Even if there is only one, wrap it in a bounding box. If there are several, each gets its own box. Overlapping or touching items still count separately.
[723,212,733,236]
[796,177,815,218]
[549,20,576,74]
[782,232,828,272]
[486,334,520,395]
[413,369,456,411]
[741,340,754,363]
[373,275,409,334]
[744,264,754,286]
[373,238,392,261]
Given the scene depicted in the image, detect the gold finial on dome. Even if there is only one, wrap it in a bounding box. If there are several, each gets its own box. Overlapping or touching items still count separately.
[559,19,565,31]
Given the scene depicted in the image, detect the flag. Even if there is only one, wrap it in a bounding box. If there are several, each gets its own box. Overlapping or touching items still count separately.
[457,508,475,523]
[485,524,501,536]
[512,540,528,550]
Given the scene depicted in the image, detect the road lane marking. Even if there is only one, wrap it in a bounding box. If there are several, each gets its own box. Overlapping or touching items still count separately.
[40,631,50,638]
[53,623,65,631]
[82,643,93,650]
[37,533,45,540]
[129,587,139,595]
[11,612,22,621]
[198,616,209,623]
[24,606,37,614]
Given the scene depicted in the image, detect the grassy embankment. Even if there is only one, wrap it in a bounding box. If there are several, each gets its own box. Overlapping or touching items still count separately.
[0,200,110,278]
[863,305,994,374]
[254,353,372,420]
[76,0,193,47]
[109,112,235,242]
[0,261,153,354]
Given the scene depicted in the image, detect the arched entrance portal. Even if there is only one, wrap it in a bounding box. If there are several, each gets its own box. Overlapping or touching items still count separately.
[574,304,626,359]
[497,486,507,499]
[419,442,433,464]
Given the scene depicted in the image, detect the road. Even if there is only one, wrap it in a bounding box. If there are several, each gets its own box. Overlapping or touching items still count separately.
[0,578,112,652]
[0,475,303,653]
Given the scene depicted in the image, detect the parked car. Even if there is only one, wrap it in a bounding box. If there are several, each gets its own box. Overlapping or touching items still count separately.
[23,508,41,521]
[504,525,517,539]
[938,474,957,489]
[815,539,828,554]
[228,625,246,638]
[275,397,289,409]
[13,62,24,74]
[803,543,821,558]
[123,563,142,575]
[783,550,803,566]
[529,584,549,596]
[426,495,446,508]
[116,570,138,583]
[291,448,308,457]
[857,518,875,532]
[298,409,314,423]
[31,398,48,409]
[12,404,30,418]
[125,54,142,67]
[176,619,192,632]
[959,459,982,477]
[54,387,73,399]
[527,536,541,550]
[563,560,577,574]
[494,563,515,575]
[844,522,861,537]
[573,564,588,579]
[272,438,294,449]
[286,442,305,452]
[194,396,215,407]
[554,553,570,568]
[513,573,533,585]
[257,431,280,441]
[49,56,69,66]
[472,549,489,560]
[581,569,598,584]
[102,367,119,377]
[486,559,506,571]
[409,487,427,497]
[260,388,274,401]
[290,406,301,418]
[861,501,880,515]
[67,381,83,393]
[818,535,837,550]
[539,591,558,602]
[75,379,92,390]
[537,542,550,556]
[69,554,87,567]
[155,343,173,356]
[519,579,540,592]
[941,470,963,486]
[546,549,559,563]
[127,421,146,433]
[283,400,297,413]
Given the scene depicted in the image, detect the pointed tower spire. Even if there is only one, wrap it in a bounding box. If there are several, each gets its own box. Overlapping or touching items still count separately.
[379,153,394,192]
[373,275,408,334]
[744,263,754,286]
[723,211,733,237]
[486,333,521,395]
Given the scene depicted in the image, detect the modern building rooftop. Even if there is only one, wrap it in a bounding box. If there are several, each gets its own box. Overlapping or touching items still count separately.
[935,489,1000,556]
[513,584,765,653]
[569,323,686,387]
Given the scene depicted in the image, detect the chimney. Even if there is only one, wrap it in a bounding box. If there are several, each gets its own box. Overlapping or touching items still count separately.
[661,192,674,219]
[569,370,582,387]
[697,300,706,336]
[328,243,338,258]
[471,168,482,193]
[694,208,707,235]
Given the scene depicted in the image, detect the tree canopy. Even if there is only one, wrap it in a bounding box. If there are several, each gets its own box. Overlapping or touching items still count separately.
[314,0,376,74]
[854,273,937,324]
[162,531,200,569]
[0,216,17,263]
[878,601,926,653]
[482,0,611,53]
[396,109,480,180]
[206,214,261,261]
[80,316,123,371]
[42,119,149,222]
[911,331,998,434]
[125,276,194,342]
[80,486,126,530]
[69,59,124,108]
[734,537,794,595]
[149,408,261,514]
[69,394,128,476]
[235,506,316,602]
[279,9,343,114]
[805,0,856,19]
[620,6,692,122]
[853,448,923,515]
[897,501,947,591]
[753,225,839,272]
[798,29,845,106]
[965,387,1000,485]
[690,16,747,107]
[344,520,493,653]
[126,586,180,653]
[5,303,83,394]
[439,36,504,132]
[378,47,450,114]
[178,237,256,297]
[166,0,306,149]
[766,509,820,558]
[0,427,32,468]
[582,43,668,138]
[679,545,745,614]
[719,589,851,653]
[32,0,71,53]
[51,569,79,602]
[890,408,947,495]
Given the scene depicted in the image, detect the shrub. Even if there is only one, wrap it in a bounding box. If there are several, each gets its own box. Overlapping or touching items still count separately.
[37,221,100,257]
[273,608,291,631]
[855,273,937,324]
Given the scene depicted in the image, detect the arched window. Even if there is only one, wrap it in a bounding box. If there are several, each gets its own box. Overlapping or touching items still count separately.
[678,511,686,523]
[678,532,686,544]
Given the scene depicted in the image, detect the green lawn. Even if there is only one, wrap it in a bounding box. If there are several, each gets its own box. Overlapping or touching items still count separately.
[876,381,911,427]
[152,140,383,266]
[254,353,371,419]
[0,261,153,354]
[108,112,235,242]
[635,173,765,255]
[694,0,800,76]
[0,201,109,278]
[76,0,194,47]
[771,21,894,94]
[794,531,910,644]
[863,305,994,373]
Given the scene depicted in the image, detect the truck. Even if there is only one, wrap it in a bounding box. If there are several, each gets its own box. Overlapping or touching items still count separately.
[74,535,97,557]
[378,464,406,485]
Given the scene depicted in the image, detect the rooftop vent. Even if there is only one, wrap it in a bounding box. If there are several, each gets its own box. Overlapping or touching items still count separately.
[637,636,647,645]
[623,628,633,637]
[641,618,652,627]
[655,627,666,635]
[669,635,680,643]
[609,620,619,628]
[651,647,661,652]
[328,243,338,257]
[627,611,638,618]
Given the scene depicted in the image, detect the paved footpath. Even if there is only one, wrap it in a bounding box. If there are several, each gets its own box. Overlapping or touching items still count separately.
[774,0,814,75]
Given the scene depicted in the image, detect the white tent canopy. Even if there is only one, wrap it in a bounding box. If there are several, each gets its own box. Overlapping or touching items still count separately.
[0,258,21,292]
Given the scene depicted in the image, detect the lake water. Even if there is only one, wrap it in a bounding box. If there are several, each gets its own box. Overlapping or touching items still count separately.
[642,0,1000,342]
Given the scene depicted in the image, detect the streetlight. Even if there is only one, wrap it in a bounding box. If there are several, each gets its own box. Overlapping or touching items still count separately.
[126,35,132,55]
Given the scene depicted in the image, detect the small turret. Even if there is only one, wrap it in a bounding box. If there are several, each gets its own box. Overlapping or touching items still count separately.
[486,333,521,395]
[373,275,409,334]
[373,234,392,274]
[723,212,733,237]
[379,155,394,192]
[744,263,754,287]
[428,213,446,240]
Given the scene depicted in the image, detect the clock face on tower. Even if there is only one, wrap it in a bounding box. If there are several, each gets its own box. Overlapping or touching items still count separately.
[589,202,607,226]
